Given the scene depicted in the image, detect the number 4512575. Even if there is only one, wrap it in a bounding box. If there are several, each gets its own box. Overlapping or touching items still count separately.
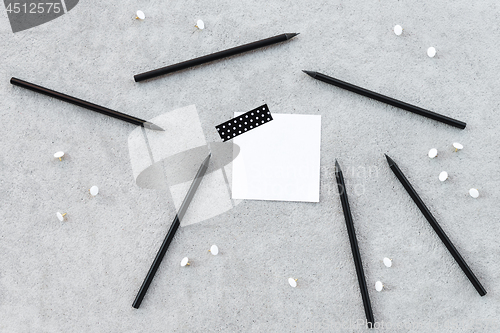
[6,2,62,14]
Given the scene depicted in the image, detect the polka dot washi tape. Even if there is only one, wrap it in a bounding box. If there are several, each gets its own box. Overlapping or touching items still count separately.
[215,104,273,142]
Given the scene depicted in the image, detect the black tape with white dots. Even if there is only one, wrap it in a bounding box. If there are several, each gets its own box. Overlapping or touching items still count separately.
[216,104,273,142]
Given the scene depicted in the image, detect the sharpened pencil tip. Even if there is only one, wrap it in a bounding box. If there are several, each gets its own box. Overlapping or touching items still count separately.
[335,159,341,173]
[203,152,212,166]
[285,33,300,39]
[303,70,317,78]
[385,154,395,166]
[143,122,165,131]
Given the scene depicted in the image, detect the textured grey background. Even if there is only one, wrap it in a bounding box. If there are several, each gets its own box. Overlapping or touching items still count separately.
[1,0,499,332]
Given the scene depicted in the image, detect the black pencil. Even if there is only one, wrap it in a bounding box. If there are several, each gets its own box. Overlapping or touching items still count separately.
[10,77,164,131]
[385,154,486,296]
[132,152,211,309]
[303,70,466,129]
[134,33,299,82]
[335,160,375,328]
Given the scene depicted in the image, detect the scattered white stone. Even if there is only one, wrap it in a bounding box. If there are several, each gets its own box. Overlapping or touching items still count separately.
[375,281,384,292]
[288,278,297,288]
[469,188,479,198]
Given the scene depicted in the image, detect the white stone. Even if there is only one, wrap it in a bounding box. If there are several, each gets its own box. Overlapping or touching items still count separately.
[196,19,205,30]
[56,212,65,221]
[453,142,464,150]
[375,281,384,292]
[469,188,479,198]
[288,278,297,288]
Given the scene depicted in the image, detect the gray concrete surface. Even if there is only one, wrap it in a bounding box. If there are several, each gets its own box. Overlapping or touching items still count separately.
[1,0,499,332]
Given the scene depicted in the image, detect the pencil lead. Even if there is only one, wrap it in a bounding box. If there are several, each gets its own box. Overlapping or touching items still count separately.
[385,154,395,166]
[302,70,317,78]
[335,159,341,173]
[203,152,212,166]
[285,33,300,39]
[143,122,165,131]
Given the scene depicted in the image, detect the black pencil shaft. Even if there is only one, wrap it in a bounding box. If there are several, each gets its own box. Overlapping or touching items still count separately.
[10,77,162,130]
[132,215,180,309]
[335,161,374,327]
[132,153,211,309]
[134,33,297,82]
[306,71,466,129]
[385,155,486,296]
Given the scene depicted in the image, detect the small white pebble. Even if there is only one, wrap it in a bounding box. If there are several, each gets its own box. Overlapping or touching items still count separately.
[428,148,438,159]
[427,47,436,58]
[439,171,448,182]
[288,278,297,288]
[383,257,392,267]
[469,188,479,198]
[375,281,384,292]
[394,25,403,36]
[56,212,66,221]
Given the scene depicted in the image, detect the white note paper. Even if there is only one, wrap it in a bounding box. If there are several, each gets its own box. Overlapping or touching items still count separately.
[232,113,321,202]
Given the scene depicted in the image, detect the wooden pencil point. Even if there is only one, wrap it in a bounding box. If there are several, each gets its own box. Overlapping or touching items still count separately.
[385,154,395,166]
[334,159,341,172]
[284,33,299,39]
[302,70,317,78]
